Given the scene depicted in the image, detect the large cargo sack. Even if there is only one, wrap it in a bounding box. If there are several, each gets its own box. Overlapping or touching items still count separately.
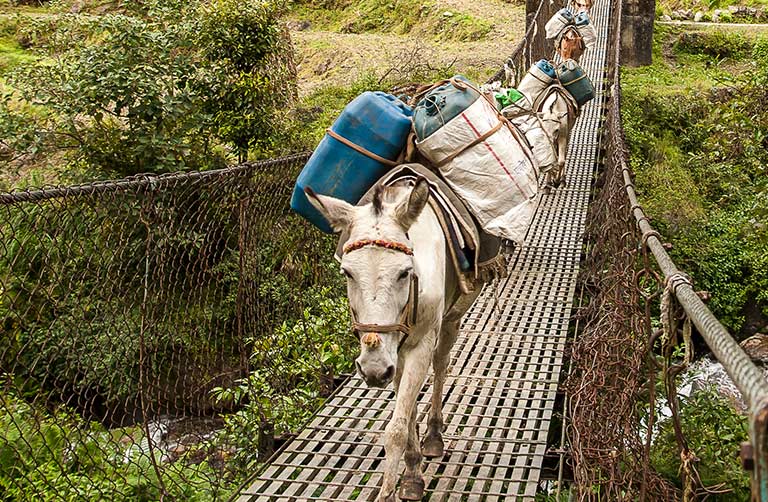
[413,79,539,243]
[545,8,574,39]
[291,91,412,233]
[500,94,558,175]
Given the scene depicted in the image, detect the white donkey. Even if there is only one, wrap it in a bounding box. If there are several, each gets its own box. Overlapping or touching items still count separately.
[536,86,578,189]
[305,178,482,501]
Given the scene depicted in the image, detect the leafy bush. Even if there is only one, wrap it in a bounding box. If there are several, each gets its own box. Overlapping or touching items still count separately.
[622,28,768,335]
[293,0,492,42]
[651,387,749,500]
[212,286,354,475]
[675,30,752,59]
[2,0,295,178]
[0,387,232,501]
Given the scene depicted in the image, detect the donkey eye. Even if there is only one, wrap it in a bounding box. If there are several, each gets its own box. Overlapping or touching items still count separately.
[397,269,411,281]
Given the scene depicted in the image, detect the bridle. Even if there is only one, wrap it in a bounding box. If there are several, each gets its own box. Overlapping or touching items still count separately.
[342,238,420,351]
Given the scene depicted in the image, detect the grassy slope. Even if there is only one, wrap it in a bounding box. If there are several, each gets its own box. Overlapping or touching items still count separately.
[656,0,768,19]
[287,0,525,96]
[622,25,766,499]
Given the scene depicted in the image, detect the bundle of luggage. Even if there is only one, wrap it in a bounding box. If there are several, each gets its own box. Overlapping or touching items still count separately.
[545,7,597,52]
[290,58,594,252]
[517,59,595,109]
[291,78,539,246]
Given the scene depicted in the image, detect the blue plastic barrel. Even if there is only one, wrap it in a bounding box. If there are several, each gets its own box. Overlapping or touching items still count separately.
[558,59,595,106]
[534,59,557,79]
[574,11,590,26]
[413,76,480,141]
[291,91,413,233]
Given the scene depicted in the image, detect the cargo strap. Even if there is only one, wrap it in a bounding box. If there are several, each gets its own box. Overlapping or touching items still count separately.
[434,120,504,168]
[408,76,471,107]
[326,128,399,167]
[562,73,589,87]
[533,83,579,122]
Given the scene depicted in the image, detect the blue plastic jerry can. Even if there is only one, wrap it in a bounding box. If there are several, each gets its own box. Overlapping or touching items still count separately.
[412,76,480,141]
[291,91,413,233]
[558,59,595,106]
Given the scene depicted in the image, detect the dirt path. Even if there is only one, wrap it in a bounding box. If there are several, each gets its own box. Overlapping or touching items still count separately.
[289,0,526,95]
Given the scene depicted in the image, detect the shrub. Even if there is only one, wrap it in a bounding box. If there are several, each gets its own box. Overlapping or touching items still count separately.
[622,30,768,335]
[651,387,749,500]
[2,0,295,178]
[675,30,752,59]
[212,286,354,475]
[0,387,232,501]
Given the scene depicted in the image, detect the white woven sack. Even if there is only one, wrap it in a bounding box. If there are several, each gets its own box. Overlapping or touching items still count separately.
[577,23,597,49]
[500,97,557,175]
[545,11,571,40]
[512,115,557,174]
[517,68,554,107]
[415,97,539,243]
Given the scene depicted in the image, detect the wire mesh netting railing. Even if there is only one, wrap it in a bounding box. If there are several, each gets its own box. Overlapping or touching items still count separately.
[0,152,362,500]
[566,0,768,498]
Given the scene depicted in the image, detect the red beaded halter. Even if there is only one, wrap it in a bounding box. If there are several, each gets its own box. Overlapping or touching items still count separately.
[343,238,414,256]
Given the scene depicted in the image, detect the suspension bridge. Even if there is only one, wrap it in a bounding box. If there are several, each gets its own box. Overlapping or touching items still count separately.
[237,0,609,498]
[1,0,767,500]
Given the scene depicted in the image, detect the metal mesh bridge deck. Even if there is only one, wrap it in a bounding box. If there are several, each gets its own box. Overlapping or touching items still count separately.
[239,0,610,498]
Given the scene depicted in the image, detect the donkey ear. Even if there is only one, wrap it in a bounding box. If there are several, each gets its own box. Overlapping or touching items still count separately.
[304,187,355,232]
[394,177,429,231]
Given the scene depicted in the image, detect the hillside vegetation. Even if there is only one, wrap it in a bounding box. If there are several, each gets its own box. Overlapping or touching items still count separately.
[622,25,767,498]
[623,25,768,338]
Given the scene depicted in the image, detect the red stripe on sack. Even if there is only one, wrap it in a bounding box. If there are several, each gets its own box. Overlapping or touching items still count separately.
[459,111,527,197]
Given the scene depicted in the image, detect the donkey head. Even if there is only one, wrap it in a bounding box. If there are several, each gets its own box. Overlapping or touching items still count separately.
[305,178,430,387]
[558,28,585,61]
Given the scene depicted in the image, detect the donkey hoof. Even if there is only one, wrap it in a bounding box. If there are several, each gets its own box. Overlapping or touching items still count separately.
[422,435,444,458]
[377,491,396,502]
[398,476,425,500]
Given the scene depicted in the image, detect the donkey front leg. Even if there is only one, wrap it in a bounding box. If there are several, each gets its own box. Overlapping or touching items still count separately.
[422,318,459,458]
[399,406,425,501]
[554,127,569,188]
[378,340,433,502]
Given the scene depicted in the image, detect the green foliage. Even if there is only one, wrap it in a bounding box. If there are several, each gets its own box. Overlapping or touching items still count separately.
[622,27,768,334]
[211,286,354,475]
[292,0,492,42]
[1,0,295,178]
[0,36,36,72]
[675,30,753,59]
[651,387,750,499]
[0,387,233,501]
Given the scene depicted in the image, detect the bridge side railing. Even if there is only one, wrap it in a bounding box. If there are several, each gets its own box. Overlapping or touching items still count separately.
[569,0,768,498]
[0,153,362,500]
